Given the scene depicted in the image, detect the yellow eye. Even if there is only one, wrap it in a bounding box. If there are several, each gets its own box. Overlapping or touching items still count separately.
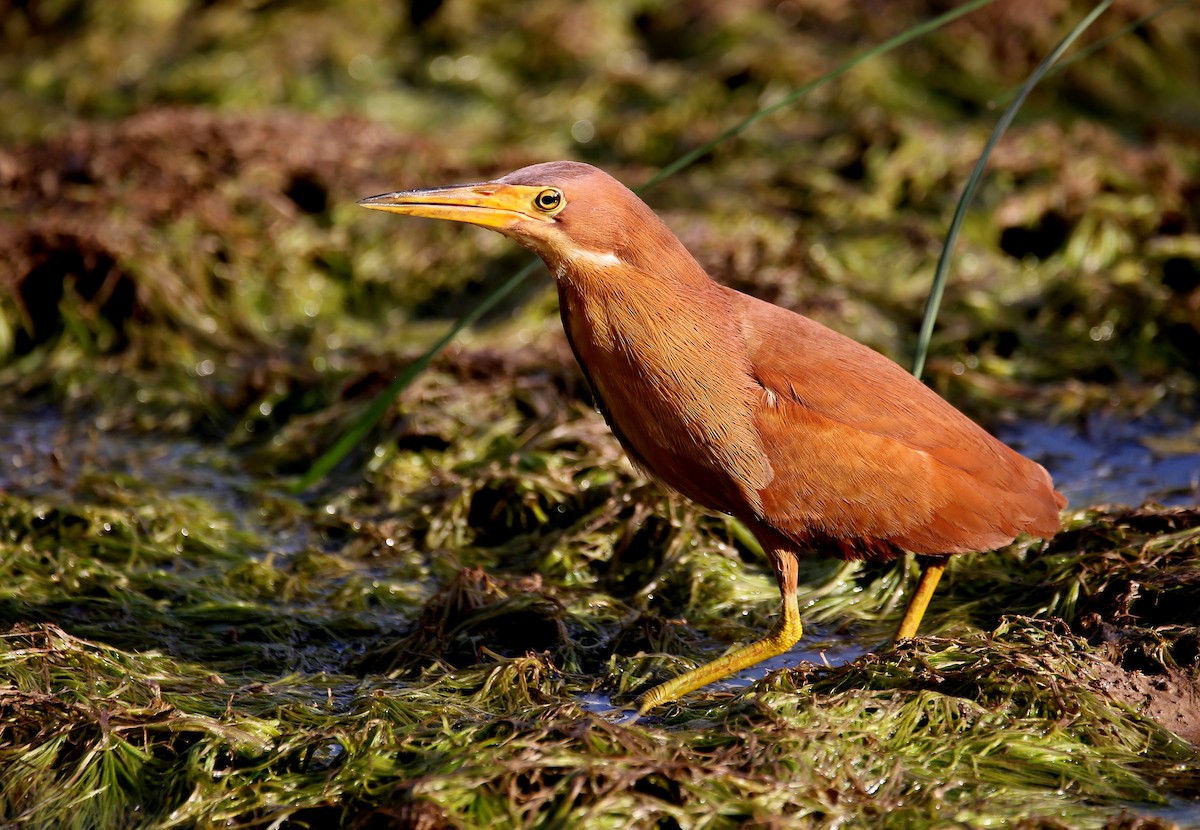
[534,189,563,212]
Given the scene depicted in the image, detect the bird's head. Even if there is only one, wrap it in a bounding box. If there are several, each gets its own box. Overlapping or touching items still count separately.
[359,161,700,284]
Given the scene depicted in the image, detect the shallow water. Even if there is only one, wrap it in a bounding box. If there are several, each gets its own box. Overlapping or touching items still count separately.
[713,636,871,690]
[1135,798,1200,828]
[0,403,313,555]
[578,636,870,717]
[0,404,248,509]
[1000,415,1200,508]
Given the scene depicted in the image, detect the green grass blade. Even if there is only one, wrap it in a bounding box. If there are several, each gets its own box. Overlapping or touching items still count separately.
[295,0,1000,489]
[910,0,1114,380]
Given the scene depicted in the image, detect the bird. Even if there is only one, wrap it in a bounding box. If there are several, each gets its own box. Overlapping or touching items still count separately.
[359,161,1066,714]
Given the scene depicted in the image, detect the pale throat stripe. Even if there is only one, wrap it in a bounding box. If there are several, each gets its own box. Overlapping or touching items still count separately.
[571,249,623,268]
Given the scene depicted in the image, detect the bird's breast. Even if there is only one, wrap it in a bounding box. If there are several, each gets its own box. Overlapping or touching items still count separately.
[557,280,772,516]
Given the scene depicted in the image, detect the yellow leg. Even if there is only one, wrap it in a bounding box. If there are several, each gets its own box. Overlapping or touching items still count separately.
[636,591,802,714]
[893,555,949,642]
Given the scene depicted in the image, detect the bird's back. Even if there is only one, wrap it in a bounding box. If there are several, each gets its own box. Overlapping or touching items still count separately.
[730,288,1065,558]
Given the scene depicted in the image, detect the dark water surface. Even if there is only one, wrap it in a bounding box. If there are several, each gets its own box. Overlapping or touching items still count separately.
[1000,415,1200,508]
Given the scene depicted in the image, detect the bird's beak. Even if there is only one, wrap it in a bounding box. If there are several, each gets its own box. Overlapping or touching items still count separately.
[358,182,554,231]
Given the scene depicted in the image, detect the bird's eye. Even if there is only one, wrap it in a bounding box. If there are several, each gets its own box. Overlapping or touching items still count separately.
[534,189,563,212]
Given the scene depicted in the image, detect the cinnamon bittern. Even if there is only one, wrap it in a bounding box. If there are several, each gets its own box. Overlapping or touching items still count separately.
[360,161,1065,714]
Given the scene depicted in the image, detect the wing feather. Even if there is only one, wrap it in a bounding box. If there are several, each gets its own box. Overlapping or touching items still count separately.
[729,288,1065,556]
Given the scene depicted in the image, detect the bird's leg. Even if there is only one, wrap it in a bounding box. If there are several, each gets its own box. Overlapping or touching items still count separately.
[636,551,802,714]
[892,554,949,642]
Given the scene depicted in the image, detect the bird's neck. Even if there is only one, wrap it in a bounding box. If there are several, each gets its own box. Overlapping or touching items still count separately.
[551,242,770,517]
[550,238,717,354]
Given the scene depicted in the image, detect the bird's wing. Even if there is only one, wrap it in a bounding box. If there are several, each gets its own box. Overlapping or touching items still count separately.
[728,288,1064,555]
